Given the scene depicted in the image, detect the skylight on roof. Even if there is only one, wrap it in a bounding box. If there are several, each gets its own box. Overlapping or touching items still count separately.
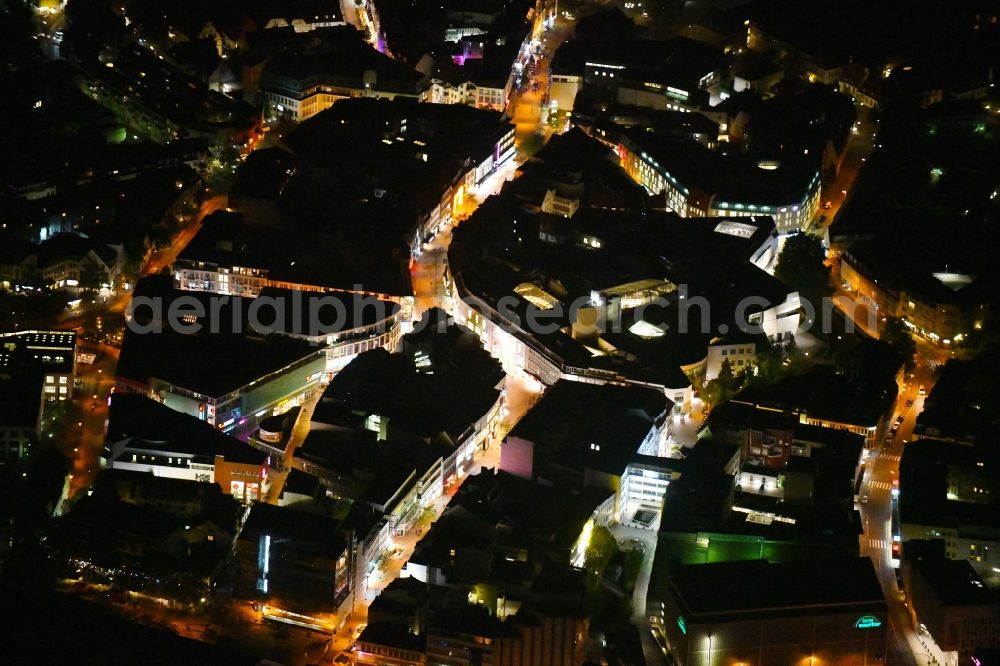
[931,272,974,291]
[514,283,559,310]
[628,320,666,339]
[714,221,757,238]
[745,511,774,525]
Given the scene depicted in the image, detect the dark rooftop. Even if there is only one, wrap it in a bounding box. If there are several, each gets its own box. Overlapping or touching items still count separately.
[622,129,820,207]
[448,196,790,390]
[0,329,76,428]
[317,346,502,445]
[507,379,669,479]
[898,439,1000,532]
[914,357,1000,445]
[905,540,997,606]
[117,279,325,398]
[240,501,345,553]
[106,393,268,466]
[669,557,885,621]
[733,359,899,428]
[261,27,427,96]
[177,210,414,298]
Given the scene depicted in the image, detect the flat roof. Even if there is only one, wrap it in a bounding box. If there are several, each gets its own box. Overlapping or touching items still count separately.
[733,361,898,428]
[915,357,1000,444]
[683,437,740,472]
[905,541,997,606]
[0,329,76,428]
[622,129,820,207]
[670,557,886,621]
[319,347,502,444]
[178,210,415,298]
[262,27,426,96]
[117,280,324,398]
[899,439,1000,532]
[240,502,346,554]
[409,468,609,571]
[448,197,790,391]
[508,379,670,478]
[107,393,268,466]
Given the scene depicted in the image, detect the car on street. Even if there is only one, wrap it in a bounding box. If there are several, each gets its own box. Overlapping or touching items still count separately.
[861,494,869,505]
[896,415,904,424]
[906,398,913,407]
[918,385,927,395]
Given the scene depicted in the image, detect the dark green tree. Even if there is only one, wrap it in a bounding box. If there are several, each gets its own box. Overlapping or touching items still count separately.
[881,316,917,369]
[702,359,738,408]
[774,232,832,305]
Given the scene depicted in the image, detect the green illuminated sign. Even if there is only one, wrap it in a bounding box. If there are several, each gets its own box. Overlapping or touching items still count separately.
[855,615,882,629]
[677,616,687,635]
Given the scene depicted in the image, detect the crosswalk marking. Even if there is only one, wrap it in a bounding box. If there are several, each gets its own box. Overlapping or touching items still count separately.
[868,538,886,550]
[879,453,901,462]
[869,480,892,490]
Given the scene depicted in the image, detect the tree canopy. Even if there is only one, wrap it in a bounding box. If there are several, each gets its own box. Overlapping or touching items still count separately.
[774,232,832,306]
[880,316,916,369]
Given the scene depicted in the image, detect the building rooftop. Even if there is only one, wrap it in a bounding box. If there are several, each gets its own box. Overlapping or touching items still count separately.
[0,329,76,428]
[668,557,885,621]
[507,379,669,479]
[898,439,1000,532]
[732,359,899,428]
[240,502,346,551]
[904,539,997,606]
[92,468,246,531]
[106,393,268,466]
[177,210,414,298]
[261,27,427,96]
[683,437,740,473]
[317,346,502,446]
[584,37,722,96]
[358,622,428,653]
[117,279,325,398]
[284,96,508,171]
[622,129,820,208]
[705,400,868,456]
[409,468,608,577]
[914,357,1000,445]
[228,147,298,207]
[299,428,449,511]
[502,127,649,212]
[659,469,734,533]
[280,468,321,500]
[448,196,790,391]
